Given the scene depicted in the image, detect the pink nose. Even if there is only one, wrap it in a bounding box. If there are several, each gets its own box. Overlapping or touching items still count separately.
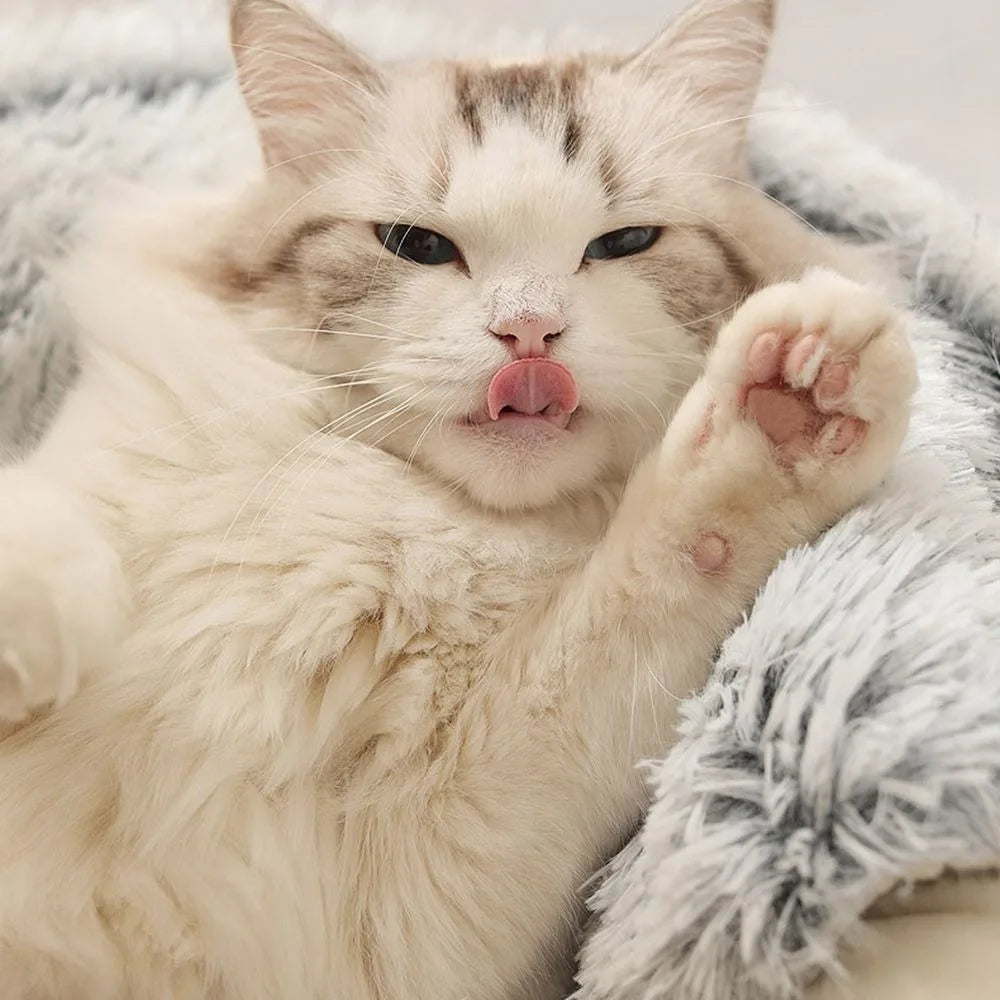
[490,314,565,359]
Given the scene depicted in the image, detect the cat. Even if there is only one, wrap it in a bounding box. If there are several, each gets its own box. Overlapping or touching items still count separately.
[0,0,916,997]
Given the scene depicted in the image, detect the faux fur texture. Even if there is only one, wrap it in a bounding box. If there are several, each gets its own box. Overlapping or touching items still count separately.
[1,3,997,999]
[576,105,1000,1000]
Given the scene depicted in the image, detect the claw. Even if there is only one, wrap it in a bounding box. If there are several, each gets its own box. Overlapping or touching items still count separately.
[784,334,826,388]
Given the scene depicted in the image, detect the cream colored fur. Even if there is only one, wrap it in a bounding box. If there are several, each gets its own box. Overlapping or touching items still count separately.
[0,1,916,997]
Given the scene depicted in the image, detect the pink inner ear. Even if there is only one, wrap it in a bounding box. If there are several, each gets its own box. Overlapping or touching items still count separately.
[230,0,384,173]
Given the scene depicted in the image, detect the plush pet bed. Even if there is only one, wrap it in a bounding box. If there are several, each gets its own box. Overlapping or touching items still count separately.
[2,2,999,998]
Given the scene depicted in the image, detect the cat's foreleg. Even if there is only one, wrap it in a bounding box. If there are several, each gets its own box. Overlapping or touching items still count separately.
[499,267,917,773]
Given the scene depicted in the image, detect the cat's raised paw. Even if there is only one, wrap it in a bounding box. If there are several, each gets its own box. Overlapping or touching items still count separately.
[741,328,868,461]
[708,268,916,482]
[673,268,917,522]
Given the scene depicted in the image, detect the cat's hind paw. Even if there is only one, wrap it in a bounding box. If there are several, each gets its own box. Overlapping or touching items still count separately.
[0,486,125,722]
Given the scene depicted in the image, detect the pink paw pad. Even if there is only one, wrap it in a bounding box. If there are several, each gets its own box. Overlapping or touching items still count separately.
[689,532,731,574]
[740,329,867,460]
[747,332,783,384]
[694,403,716,451]
[815,359,854,406]
[825,416,866,455]
[745,385,822,447]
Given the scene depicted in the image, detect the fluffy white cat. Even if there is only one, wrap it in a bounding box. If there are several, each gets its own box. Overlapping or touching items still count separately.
[0,0,916,996]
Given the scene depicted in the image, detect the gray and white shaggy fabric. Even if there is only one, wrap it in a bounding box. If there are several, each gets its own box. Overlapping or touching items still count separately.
[2,3,999,999]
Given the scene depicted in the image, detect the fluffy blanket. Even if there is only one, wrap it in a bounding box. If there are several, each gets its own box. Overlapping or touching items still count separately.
[2,3,999,998]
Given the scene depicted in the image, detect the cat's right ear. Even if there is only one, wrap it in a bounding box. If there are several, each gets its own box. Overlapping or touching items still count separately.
[229,0,385,176]
[618,0,775,173]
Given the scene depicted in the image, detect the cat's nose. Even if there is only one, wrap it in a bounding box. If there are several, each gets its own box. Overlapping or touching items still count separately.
[490,314,565,359]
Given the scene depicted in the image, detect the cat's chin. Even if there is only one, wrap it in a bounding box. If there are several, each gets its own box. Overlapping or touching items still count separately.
[460,412,574,438]
[416,412,615,512]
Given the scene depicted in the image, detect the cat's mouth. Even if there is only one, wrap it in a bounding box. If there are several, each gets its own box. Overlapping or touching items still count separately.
[465,358,580,433]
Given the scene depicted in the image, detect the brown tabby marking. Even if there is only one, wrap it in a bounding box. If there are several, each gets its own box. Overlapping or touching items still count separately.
[455,70,484,145]
[698,226,758,298]
[209,216,399,318]
[628,224,759,340]
[562,114,583,162]
[452,61,586,161]
[268,217,343,275]
[598,147,623,206]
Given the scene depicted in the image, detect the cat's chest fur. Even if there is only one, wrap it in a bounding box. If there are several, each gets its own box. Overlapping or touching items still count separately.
[94,415,609,760]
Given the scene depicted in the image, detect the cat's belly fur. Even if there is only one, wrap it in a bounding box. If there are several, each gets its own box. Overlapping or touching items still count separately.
[0,440,635,1000]
[0,611,614,1000]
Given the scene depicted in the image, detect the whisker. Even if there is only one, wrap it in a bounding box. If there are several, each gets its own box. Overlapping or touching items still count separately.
[214,384,417,573]
[322,384,417,436]
[672,302,739,332]
[333,312,429,341]
[428,129,452,194]
[614,336,707,358]
[269,404,432,551]
[618,396,648,428]
[643,659,681,701]
[239,401,433,574]
[615,103,828,180]
[365,207,435,302]
[658,207,756,258]
[247,175,345,282]
[298,315,326,369]
[252,389,432,563]
[92,370,391,460]
[231,45,382,103]
[264,146,367,173]
[627,350,705,364]
[646,110,777,157]
[339,358,386,413]
[661,170,824,236]
[366,408,429,454]
[630,387,672,432]
[403,398,453,474]
[250,325,411,343]
[214,417,342,578]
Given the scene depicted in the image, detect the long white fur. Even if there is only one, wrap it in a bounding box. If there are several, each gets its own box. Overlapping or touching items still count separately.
[0,1,916,997]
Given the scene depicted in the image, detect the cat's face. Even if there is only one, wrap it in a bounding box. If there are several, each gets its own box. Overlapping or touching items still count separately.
[226,0,774,511]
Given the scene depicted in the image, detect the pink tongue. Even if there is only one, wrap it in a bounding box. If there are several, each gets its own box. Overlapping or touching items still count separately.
[487,359,580,421]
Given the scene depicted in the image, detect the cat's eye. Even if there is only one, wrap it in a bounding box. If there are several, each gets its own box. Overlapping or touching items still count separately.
[583,226,662,261]
[374,223,461,266]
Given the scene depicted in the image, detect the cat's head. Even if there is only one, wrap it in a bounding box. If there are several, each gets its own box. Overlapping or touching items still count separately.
[223,0,781,511]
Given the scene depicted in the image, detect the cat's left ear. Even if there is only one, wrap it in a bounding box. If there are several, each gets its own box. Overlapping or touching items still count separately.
[230,0,386,176]
[619,0,775,171]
